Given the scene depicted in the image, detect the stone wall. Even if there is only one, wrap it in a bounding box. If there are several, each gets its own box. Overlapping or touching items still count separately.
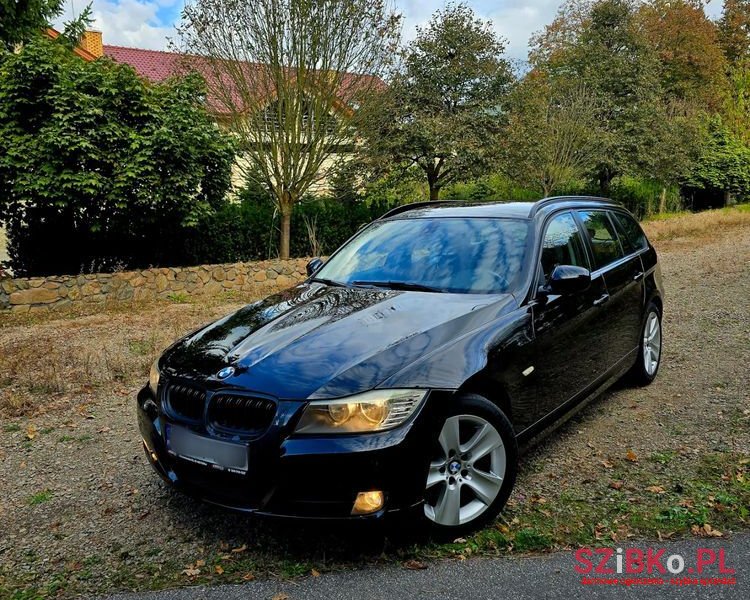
[0,258,312,313]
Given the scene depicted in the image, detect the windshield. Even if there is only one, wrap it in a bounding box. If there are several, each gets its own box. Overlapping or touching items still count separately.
[314,217,530,294]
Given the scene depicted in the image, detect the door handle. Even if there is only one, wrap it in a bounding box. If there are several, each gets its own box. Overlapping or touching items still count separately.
[633,272,644,282]
[593,293,610,307]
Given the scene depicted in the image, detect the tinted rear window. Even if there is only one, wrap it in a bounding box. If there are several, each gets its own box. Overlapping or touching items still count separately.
[611,211,648,252]
[577,210,624,270]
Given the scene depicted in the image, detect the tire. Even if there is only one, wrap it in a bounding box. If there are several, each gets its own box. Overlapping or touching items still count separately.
[629,302,662,386]
[421,393,517,536]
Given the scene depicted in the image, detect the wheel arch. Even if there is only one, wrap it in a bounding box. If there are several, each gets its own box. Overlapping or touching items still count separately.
[649,293,663,316]
[456,372,514,428]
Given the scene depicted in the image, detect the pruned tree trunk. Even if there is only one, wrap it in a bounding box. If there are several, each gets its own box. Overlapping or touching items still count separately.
[279,191,294,260]
[430,185,440,200]
[724,190,735,206]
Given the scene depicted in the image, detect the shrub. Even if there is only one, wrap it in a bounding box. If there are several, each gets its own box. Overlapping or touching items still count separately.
[185,195,394,263]
[0,36,234,276]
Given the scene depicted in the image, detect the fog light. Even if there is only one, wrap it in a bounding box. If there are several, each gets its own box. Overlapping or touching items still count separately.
[352,490,384,515]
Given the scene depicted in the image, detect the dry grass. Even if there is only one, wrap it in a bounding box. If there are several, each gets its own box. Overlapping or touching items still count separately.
[0,299,257,417]
[642,203,750,247]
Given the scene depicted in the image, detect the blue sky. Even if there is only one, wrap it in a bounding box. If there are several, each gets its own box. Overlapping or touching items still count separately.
[55,0,726,61]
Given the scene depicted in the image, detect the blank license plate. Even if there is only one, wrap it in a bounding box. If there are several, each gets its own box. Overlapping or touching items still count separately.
[166,424,248,474]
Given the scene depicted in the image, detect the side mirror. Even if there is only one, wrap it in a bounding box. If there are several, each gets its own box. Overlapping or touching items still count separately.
[546,265,591,295]
[306,257,324,277]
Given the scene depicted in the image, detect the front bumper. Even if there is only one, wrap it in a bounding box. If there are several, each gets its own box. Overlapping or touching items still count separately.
[137,385,435,519]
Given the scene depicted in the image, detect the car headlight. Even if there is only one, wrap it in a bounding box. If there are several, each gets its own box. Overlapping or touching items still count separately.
[294,389,427,434]
[149,359,161,395]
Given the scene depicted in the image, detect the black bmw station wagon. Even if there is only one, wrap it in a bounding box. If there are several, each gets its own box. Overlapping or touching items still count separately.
[138,196,664,533]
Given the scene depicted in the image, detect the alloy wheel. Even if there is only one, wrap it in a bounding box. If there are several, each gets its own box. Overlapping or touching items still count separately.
[424,414,506,526]
[643,312,661,376]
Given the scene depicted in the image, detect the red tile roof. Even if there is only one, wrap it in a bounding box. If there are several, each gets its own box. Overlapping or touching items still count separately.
[102,45,384,117]
[103,45,182,83]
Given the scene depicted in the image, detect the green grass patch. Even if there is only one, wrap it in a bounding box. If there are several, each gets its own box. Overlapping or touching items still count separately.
[649,451,677,464]
[128,338,157,356]
[29,490,53,506]
[3,423,21,432]
[166,292,190,304]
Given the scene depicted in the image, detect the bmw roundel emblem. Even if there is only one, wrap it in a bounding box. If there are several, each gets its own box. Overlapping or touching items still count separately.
[216,366,235,380]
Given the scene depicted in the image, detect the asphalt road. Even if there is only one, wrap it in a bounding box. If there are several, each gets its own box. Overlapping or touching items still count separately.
[105,532,749,600]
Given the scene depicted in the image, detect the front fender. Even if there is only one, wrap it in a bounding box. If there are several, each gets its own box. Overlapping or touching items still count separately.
[377,308,532,391]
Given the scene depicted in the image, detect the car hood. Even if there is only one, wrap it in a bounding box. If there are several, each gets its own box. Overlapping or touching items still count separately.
[161,283,516,399]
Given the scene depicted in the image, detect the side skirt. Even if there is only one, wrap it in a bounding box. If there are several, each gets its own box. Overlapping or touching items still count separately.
[515,348,637,452]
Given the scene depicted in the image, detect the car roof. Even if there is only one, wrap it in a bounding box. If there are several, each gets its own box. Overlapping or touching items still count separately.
[379,196,624,220]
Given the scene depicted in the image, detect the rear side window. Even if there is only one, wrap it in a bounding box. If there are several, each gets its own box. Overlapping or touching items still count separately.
[577,210,624,269]
[540,212,589,283]
[611,211,648,252]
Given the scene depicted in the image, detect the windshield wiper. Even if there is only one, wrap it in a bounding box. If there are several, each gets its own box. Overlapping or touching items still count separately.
[352,280,444,293]
[310,277,347,288]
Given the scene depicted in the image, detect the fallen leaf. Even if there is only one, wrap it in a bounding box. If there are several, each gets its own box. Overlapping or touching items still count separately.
[452,537,467,544]
[691,523,724,538]
[601,460,614,469]
[496,524,510,534]
[403,559,428,570]
[215,565,224,575]
[625,450,638,462]
[310,568,320,577]
[272,594,289,600]
[242,573,255,581]
[609,481,624,490]
[195,559,206,567]
[704,524,723,537]
[231,544,247,554]
[646,485,665,494]
[182,568,200,577]
[26,425,37,440]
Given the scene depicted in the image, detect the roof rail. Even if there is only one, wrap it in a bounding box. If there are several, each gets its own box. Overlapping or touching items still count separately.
[378,200,462,220]
[529,195,617,217]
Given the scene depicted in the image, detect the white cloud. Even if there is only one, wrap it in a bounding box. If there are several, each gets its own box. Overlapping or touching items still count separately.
[54,0,179,50]
[53,0,727,59]
[397,0,560,63]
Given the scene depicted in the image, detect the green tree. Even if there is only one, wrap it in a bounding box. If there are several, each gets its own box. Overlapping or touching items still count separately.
[569,0,665,191]
[719,0,750,64]
[505,76,604,196]
[531,0,707,202]
[724,60,750,143]
[0,0,64,49]
[362,3,513,200]
[638,0,727,110]
[684,117,750,204]
[0,36,235,275]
